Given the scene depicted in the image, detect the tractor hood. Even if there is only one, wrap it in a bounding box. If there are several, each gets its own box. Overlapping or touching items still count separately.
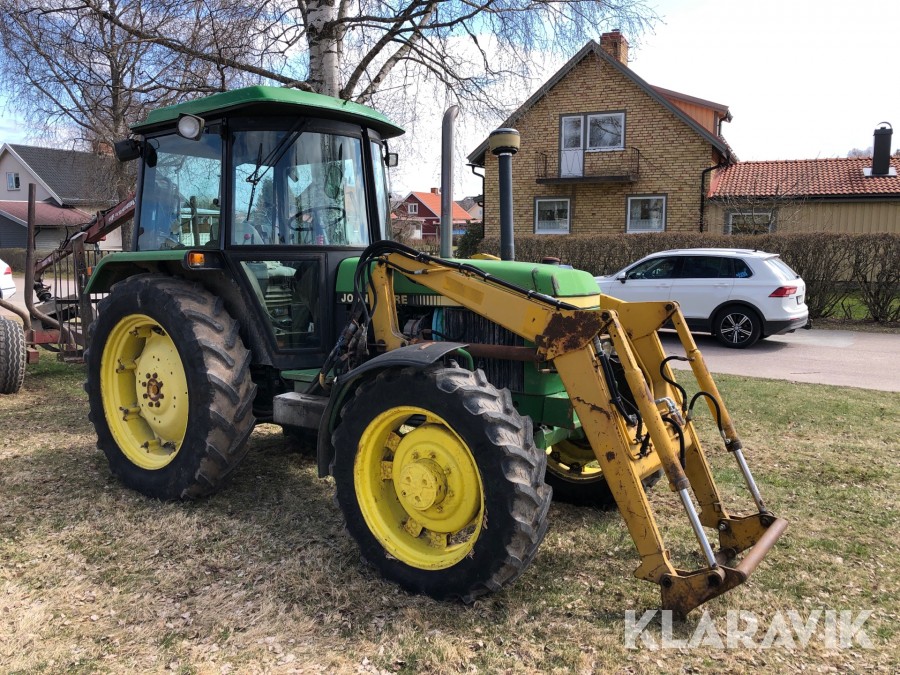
[337,257,601,303]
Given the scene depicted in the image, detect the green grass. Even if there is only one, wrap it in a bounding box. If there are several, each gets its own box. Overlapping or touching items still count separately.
[1,361,898,673]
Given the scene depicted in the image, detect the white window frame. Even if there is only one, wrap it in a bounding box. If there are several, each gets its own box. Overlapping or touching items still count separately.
[7,172,20,190]
[726,211,774,235]
[586,112,625,152]
[411,223,422,239]
[407,202,418,215]
[534,197,571,235]
[626,195,666,233]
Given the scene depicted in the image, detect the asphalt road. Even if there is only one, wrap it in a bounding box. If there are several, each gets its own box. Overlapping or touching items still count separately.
[4,275,899,393]
[659,329,900,393]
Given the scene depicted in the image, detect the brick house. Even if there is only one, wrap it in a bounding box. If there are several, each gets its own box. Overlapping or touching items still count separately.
[0,143,121,249]
[706,153,900,234]
[393,188,473,240]
[467,33,734,238]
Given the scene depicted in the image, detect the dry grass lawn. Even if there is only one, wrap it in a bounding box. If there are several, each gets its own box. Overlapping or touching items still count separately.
[1,359,898,673]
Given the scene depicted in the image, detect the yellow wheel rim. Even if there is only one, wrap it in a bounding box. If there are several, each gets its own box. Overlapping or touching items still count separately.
[547,438,604,482]
[354,406,485,570]
[100,314,189,470]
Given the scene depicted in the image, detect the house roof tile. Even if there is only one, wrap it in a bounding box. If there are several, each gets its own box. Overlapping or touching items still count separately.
[710,157,900,199]
[408,192,471,220]
[0,200,92,228]
[7,144,120,206]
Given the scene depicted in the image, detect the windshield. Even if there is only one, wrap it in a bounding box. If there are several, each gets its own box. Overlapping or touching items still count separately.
[232,129,370,246]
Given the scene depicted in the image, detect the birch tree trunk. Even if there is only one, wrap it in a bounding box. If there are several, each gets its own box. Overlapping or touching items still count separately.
[305,0,341,97]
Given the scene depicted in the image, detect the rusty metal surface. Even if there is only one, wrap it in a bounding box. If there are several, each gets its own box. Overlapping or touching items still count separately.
[534,310,606,360]
[660,517,788,617]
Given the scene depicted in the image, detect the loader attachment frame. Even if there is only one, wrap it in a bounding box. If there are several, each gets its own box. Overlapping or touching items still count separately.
[359,244,786,616]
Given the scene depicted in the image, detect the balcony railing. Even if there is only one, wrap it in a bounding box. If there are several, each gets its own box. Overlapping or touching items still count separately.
[535,147,640,184]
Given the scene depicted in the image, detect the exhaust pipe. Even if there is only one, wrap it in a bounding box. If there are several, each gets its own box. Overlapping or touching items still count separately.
[489,128,520,261]
[440,106,459,258]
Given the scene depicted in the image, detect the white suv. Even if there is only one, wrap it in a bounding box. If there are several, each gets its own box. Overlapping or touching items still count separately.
[595,248,809,348]
[0,257,15,300]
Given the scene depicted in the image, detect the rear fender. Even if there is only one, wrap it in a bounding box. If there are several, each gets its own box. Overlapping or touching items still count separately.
[316,341,469,477]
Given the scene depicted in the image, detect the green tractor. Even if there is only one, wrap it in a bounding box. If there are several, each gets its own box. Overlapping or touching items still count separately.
[85,86,785,614]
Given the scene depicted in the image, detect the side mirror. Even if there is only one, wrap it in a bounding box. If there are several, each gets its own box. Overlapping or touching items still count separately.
[114,139,141,162]
[385,152,398,168]
[617,274,627,284]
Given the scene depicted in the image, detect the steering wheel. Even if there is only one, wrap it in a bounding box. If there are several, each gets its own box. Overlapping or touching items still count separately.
[289,205,347,244]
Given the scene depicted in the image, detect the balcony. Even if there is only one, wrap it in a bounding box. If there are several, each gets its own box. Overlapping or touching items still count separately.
[535,147,640,184]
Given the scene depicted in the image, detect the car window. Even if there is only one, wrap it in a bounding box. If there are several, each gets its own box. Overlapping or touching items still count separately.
[678,256,731,279]
[733,258,753,279]
[626,256,680,280]
[767,257,799,279]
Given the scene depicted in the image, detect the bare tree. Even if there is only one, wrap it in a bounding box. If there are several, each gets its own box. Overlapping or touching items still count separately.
[73,0,656,110]
[0,0,266,192]
[0,0,275,244]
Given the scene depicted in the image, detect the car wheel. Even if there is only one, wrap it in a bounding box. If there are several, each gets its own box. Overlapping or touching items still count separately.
[714,305,761,349]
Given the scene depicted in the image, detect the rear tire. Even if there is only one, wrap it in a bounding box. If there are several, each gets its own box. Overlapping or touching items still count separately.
[0,317,26,394]
[545,437,662,509]
[714,305,761,349]
[85,274,256,500]
[332,366,552,602]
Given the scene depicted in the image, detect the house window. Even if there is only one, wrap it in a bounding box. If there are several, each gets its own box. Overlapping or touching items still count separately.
[587,113,625,151]
[407,202,418,215]
[6,172,20,190]
[627,196,666,232]
[727,211,774,235]
[535,198,570,234]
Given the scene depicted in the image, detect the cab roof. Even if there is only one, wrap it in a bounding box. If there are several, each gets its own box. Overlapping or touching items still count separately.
[132,86,405,139]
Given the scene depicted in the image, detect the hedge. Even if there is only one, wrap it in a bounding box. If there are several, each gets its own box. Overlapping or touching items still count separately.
[475,232,900,323]
[5,232,897,323]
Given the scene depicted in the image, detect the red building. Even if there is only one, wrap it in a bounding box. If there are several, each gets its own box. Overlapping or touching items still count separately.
[394,188,472,240]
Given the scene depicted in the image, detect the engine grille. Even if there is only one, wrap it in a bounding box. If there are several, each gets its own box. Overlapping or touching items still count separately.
[440,308,525,392]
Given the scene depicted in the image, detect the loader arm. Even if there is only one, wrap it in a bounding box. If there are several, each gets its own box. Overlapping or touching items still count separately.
[362,244,786,616]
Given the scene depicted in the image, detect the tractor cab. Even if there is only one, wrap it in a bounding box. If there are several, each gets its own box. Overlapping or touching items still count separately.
[114,86,402,364]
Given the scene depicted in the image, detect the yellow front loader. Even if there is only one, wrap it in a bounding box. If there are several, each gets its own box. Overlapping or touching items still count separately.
[311,241,787,617]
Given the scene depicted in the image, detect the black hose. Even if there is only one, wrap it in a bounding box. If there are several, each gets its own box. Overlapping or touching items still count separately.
[660,356,689,413]
[598,349,638,426]
[688,391,724,435]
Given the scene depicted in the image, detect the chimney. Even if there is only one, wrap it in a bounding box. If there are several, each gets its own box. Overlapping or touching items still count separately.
[430,187,440,194]
[870,123,893,176]
[600,30,629,66]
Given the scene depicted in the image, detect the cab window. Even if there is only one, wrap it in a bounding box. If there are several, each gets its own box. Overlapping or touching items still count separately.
[137,129,222,250]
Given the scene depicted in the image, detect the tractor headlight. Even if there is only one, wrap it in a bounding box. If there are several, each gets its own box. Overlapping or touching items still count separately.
[177,114,205,141]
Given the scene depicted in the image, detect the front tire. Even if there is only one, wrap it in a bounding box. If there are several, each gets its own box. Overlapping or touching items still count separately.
[714,305,761,349]
[0,317,26,394]
[332,366,552,602]
[85,274,256,500]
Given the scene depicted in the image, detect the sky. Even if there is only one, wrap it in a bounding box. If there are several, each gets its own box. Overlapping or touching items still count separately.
[401,0,900,198]
[2,0,897,199]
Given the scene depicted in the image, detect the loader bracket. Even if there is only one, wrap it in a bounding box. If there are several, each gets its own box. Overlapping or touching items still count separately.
[660,517,788,618]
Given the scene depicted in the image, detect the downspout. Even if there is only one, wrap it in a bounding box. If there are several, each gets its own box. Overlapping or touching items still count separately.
[699,153,730,232]
[468,163,485,240]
